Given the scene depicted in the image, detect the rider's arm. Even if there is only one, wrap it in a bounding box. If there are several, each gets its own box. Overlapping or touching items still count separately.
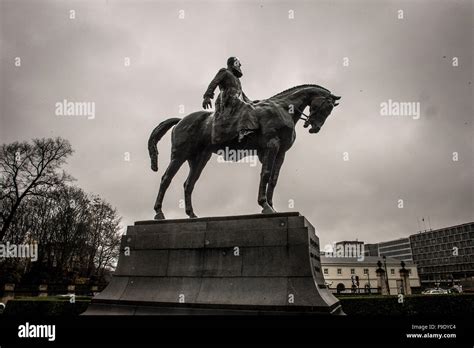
[203,68,226,99]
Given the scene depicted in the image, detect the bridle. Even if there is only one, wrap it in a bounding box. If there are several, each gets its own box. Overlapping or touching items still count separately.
[295,96,326,127]
[295,95,340,127]
[297,108,310,122]
[297,108,312,128]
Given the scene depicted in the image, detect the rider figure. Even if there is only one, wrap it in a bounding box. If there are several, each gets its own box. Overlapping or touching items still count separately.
[202,57,256,143]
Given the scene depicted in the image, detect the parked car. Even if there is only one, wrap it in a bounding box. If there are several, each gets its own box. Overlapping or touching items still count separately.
[422,288,448,295]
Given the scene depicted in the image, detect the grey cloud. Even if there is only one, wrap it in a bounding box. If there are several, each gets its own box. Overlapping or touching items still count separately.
[1,0,472,246]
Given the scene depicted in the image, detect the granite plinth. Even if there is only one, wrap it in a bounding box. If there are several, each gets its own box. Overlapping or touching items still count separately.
[84,212,343,315]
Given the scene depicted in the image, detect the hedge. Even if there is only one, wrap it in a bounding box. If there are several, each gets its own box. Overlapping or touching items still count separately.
[2,296,91,316]
[2,294,473,316]
[338,294,474,316]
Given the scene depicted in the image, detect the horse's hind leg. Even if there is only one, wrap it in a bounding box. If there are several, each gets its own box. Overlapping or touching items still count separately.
[153,157,185,220]
[184,152,212,218]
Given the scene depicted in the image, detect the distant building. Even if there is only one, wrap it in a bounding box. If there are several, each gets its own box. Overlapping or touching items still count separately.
[409,222,474,286]
[365,238,413,262]
[364,243,379,257]
[321,255,420,295]
[327,221,473,290]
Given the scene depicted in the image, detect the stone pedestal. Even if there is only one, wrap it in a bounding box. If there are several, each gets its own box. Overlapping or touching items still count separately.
[376,268,389,295]
[399,268,411,295]
[84,212,343,315]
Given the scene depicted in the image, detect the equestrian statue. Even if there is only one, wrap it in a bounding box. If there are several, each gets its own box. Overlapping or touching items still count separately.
[148,57,341,220]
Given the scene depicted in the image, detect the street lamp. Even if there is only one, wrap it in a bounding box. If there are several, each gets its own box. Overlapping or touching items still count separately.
[383,255,390,294]
[366,271,371,294]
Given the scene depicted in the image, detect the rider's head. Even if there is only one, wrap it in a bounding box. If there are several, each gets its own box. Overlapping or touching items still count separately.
[227,57,243,78]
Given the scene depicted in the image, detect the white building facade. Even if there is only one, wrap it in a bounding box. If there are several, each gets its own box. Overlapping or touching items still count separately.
[321,255,421,295]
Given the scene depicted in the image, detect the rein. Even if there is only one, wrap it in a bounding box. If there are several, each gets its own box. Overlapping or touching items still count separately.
[294,106,311,126]
[295,96,333,126]
[294,96,327,123]
[299,112,310,121]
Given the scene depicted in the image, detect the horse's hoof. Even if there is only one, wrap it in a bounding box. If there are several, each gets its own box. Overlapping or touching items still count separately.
[261,203,276,214]
[188,213,198,219]
[154,212,165,220]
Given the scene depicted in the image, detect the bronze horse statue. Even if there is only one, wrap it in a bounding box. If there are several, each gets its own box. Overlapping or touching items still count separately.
[148,84,340,220]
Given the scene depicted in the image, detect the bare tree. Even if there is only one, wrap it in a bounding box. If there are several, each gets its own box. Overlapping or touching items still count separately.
[0,137,73,240]
[1,137,122,287]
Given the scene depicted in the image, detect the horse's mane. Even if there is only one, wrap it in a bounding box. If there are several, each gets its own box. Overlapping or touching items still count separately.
[269,84,331,100]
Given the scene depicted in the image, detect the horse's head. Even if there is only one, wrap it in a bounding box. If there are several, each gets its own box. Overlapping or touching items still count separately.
[304,94,341,133]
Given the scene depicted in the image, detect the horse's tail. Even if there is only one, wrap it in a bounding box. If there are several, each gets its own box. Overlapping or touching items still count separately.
[148,117,181,172]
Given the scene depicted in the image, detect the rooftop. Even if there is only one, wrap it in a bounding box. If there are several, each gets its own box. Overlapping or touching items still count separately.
[321,255,413,266]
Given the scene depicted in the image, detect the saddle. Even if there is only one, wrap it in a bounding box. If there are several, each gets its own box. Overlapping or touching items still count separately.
[211,100,259,144]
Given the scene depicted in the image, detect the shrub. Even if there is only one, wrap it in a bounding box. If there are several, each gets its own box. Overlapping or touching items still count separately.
[2,297,91,316]
[338,294,474,316]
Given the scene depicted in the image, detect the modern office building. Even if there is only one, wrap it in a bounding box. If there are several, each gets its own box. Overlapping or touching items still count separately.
[321,255,420,295]
[365,238,413,262]
[364,243,379,257]
[409,222,474,286]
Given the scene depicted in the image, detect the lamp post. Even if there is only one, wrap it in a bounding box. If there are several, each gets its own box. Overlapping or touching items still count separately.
[366,272,371,294]
[399,260,411,295]
[383,255,390,294]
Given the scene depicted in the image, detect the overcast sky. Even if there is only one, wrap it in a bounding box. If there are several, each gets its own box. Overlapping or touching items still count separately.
[1,0,472,247]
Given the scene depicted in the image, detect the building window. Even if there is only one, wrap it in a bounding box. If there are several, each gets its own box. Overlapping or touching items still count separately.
[337,268,342,275]
[323,268,328,275]
[350,268,355,274]
[363,268,368,275]
[391,269,395,275]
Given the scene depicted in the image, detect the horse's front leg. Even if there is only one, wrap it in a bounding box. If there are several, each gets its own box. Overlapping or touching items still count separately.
[258,137,279,214]
[266,151,286,209]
